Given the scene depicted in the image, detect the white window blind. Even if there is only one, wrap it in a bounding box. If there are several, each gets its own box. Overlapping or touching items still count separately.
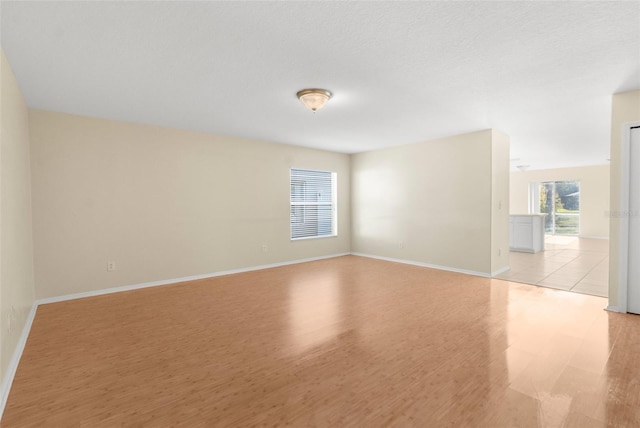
[290,168,337,239]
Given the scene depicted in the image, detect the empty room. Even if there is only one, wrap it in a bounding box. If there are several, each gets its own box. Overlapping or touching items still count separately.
[1,2,639,427]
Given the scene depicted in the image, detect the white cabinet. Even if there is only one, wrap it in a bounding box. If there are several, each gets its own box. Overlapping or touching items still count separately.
[509,214,546,253]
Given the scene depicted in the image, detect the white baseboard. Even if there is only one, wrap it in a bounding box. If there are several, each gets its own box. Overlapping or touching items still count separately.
[350,253,492,278]
[491,266,510,277]
[0,303,38,418]
[578,235,609,240]
[605,305,622,313]
[0,252,350,420]
[36,253,351,306]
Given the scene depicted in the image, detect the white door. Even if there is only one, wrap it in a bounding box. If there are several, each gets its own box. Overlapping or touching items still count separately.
[628,126,640,314]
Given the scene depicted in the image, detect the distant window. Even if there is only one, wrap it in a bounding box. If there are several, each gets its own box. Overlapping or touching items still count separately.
[290,168,337,239]
[539,180,580,235]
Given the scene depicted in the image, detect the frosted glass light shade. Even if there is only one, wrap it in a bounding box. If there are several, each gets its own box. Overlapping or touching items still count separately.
[297,89,332,112]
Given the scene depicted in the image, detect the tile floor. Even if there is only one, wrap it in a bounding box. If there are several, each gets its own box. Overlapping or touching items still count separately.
[496,236,609,297]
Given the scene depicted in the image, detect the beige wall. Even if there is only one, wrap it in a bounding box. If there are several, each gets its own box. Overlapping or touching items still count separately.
[609,90,640,308]
[509,165,610,238]
[0,50,35,381]
[29,110,351,299]
[351,129,509,276]
[491,130,510,275]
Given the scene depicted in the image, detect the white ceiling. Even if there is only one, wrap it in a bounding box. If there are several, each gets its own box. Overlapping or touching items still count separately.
[1,1,639,170]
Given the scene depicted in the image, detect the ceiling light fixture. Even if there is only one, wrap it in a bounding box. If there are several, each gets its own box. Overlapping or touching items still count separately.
[297,88,332,112]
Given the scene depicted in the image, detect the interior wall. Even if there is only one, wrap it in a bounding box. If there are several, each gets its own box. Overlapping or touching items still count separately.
[609,89,640,309]
[29,110,351,299]
[491,130,510,275]
[0,50,35,381]
[509,165,611,238]
[351,129,505,276]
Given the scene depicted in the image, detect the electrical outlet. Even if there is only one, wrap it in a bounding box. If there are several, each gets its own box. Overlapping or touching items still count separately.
[107,261,116,271]
[261,245,268,253]
[498,248,502,256]
[399,241,405,249]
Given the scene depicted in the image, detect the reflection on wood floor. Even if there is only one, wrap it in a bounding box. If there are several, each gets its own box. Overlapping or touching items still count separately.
[3,255,638,427]
[496,236,609,297]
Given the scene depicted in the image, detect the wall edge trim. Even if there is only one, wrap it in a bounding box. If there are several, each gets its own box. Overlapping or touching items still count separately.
[35,253,350,305]
[0,304,38,418]
[491,266,510,277]
[350,252,491,278]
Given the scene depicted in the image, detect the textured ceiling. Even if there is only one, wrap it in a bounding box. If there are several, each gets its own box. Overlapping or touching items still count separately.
[1,1,639,170]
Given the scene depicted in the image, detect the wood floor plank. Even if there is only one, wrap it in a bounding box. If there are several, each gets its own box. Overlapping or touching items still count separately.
[2,255,639,426]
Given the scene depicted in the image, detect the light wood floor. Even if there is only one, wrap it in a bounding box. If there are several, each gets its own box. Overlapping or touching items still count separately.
[3,256,639,427]
[496,237,609,297]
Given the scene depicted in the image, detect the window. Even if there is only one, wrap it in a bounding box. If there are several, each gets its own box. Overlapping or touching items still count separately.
[290,168,337,239]
[539,180,580,235]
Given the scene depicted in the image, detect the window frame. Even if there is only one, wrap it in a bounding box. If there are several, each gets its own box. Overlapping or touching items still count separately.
[290,168,338,241]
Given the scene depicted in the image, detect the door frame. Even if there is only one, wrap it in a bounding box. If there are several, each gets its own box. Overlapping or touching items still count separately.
[618,121,640,313]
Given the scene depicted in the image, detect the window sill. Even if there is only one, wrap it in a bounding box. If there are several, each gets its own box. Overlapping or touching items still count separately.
[291,234,338,241]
